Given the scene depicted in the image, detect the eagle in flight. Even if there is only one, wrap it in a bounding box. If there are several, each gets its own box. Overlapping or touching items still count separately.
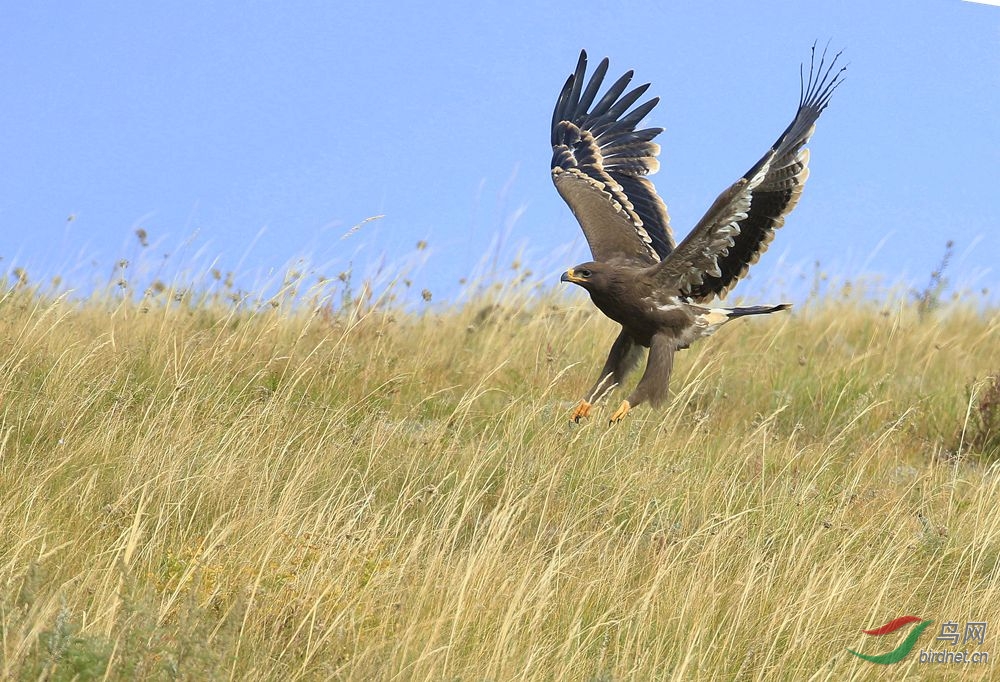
[552,45,844,424]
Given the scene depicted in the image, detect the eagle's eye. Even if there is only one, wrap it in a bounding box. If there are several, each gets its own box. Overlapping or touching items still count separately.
[578,268,592,278]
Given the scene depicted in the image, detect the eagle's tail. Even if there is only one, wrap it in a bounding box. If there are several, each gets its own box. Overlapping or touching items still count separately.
[696,303,790,337]
[723,303,791,318]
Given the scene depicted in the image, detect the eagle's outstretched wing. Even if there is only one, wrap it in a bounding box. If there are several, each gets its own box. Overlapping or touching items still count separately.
[656,44,845,301]
[551,50,674,265]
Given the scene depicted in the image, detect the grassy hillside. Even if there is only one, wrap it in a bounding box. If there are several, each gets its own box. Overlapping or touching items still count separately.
[1,280,998,680]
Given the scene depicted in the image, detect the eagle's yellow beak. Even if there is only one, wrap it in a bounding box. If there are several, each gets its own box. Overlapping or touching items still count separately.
[561,268,584,284]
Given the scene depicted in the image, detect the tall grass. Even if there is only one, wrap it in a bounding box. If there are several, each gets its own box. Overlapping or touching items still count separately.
[0,275,997,680]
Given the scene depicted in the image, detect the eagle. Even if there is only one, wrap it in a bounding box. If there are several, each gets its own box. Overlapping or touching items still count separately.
[552,46,844,424]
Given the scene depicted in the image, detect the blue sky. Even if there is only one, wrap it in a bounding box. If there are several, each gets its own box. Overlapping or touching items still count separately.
[2,1,998,304]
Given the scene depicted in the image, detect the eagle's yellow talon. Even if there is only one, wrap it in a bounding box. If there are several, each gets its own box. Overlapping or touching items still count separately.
[570,400,592,423]
[609,400,631,424]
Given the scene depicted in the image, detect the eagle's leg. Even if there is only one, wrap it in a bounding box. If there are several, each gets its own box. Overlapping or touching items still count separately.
[573,329,642,422]
[611,333,676,424]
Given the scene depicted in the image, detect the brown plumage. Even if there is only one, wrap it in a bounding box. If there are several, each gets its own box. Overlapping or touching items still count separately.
[553,45,844,423]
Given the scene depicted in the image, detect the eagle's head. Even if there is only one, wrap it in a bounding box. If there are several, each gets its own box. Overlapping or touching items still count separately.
[559,261,614,293]
[560,261,646,327]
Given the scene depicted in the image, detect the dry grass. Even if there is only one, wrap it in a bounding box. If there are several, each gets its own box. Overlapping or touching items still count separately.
[0,279,998,680]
